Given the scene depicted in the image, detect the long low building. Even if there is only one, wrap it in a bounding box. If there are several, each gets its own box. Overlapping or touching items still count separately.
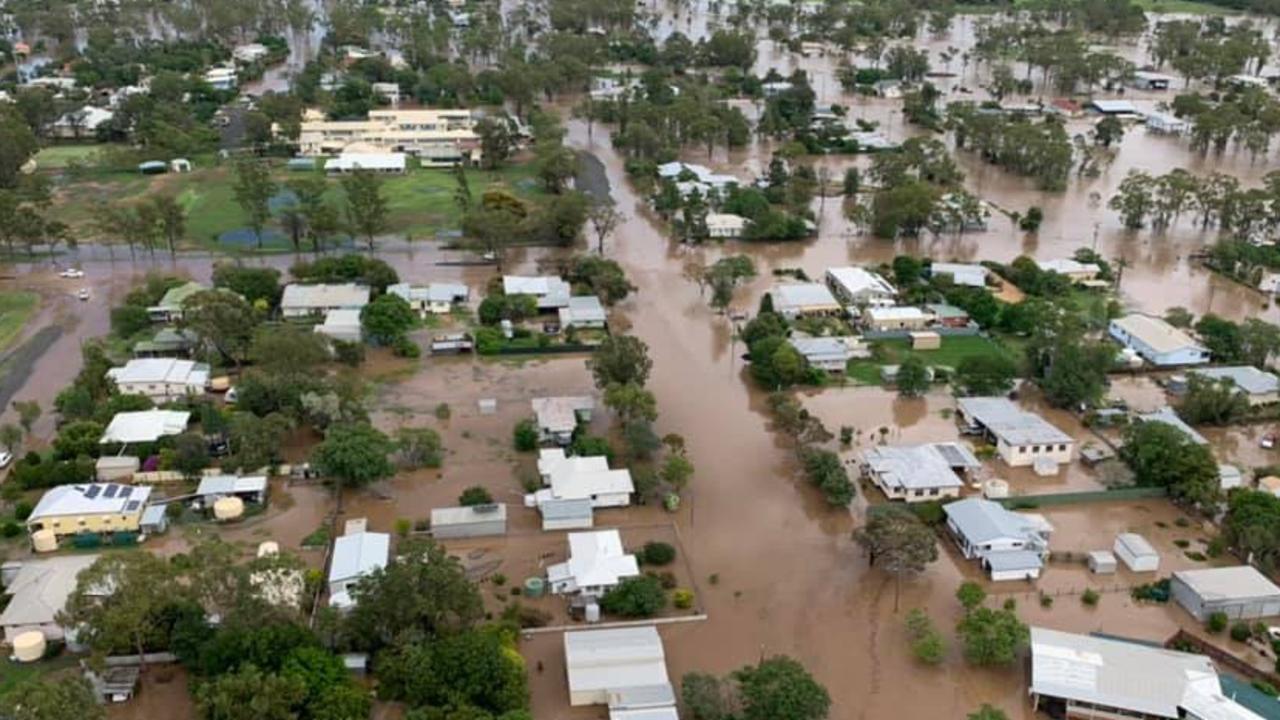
[1029,627,1263,720]
[1109,314,1210,367]
[281,283,371,318]
[27,483,153,537]
[944,497,1052,581]
[956,397,1074,468]
[773,282,843,319]
[299,108,480,163]
[564,626,677,719]
[1171,566,1280,621]
[862,443,980,502]
[1189,366,1280,406]
[107,358,210,402]
[100,410,191,445]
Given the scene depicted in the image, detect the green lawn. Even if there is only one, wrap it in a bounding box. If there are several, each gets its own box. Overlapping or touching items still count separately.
[0,292,39,355]
[846,335,1017,385]
[0,654,78,699]
[33,144,114,170]
[956,0,1238,12]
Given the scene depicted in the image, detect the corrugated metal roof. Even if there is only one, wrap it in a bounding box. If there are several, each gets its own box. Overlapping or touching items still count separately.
[863,445,964,492]
[1174,566,1280,603]
[957,397,1074,446]
[1191,366,1280,396]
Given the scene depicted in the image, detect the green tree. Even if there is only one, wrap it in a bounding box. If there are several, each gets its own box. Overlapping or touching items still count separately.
[249,325,331,374]
[590,335,652,389]
[396,427,443,469]
[0,423,21,454]
[459,486,494,506]
[170,432,211,477]
[195,664,306,720]
[681,672,730,720]
[604,383,658,425]
[361,293,416,345]
[62,552,187,666]
[312,423,395,508]
[341,169,389,251]
[0,677,105,720]
[375,627,527,715]
[855,505,938,610]
[954,354,1019,396]
[1094,116,1125,148]
[968,704,1010,720]
[871,181,938,238]
[905,608,946,664]
[956,606,1029,666]
[705,255,757,312]
[567,255,633,305]
[213,264,283,308]
[111,304,152,338]
[476,117,515,170]
[600,575,667,617]
[149,193,187,257]
[1196,315,1244,362]
[895,356,930,397]
[800,447,855,506]
[13,400,41,437]
[231,159,276,249]
[512,419,539,451]
[1240,319,1280,368]
[182,290,259,368]
[53,420,104,459]
[1119,420,1219,508]
[1223,490,1280,570]
[1178,376,1247,425]
[660,453,695,493]
[733,656,831,720]
[956,581,987,612]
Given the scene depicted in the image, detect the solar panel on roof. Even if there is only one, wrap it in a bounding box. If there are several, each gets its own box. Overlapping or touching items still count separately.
[103,485,118,498]
[125,500,140,512]
[936,445,965,464]
[119,486,133,497]
[84,485,102,499]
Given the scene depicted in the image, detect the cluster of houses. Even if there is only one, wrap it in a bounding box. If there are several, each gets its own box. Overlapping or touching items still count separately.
[501,275,608,333]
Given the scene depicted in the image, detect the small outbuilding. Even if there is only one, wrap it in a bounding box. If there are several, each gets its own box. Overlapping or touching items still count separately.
[1113,533,1160,573]
[1087,550,1117,575]
[430,503,507,539]
[1171,566,1280,621]
[538,498,594,531]
[910,331,941,350]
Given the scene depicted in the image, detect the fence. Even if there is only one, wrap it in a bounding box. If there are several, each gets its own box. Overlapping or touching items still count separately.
[862,326,982,340]
[1166,629,1280,687]
[996,486,1168,508]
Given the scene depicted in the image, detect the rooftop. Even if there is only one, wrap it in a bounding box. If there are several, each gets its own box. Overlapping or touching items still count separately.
[324,153,407,172]
[548,530,639,590]
[328,531,389,585]
[564,626,671,697]
[826,267,897,297]
[149,281,206,311]
[281,283,371,310]
[0,555,101,628]
[944,497,1047,545]
[789,336,860,363]
[1112,314,1205,355]
[532,397,595,434]
[560,296,607,325]
[503,275,571,299]
[1190,366,1280,396]
[930,262,987,287]
[1139,407,1209,446]
[957,397,1074,446]
[773,283,840,311]
[106,358,209,387]
[431,503,507,527]
[1037,258,1101,276]
[29,484,152,522]
[866,305,928,321]
[195,475,269,497]
[1116,532,1158,558]
[863,445,966,492]
[1173,566,1280,602]
[100,410,191,444]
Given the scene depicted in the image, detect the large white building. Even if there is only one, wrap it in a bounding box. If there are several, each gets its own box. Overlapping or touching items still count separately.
[1109,314,1210,367]
[503,275,571,309]
[956,397,1075,468]
[824,267,897,307]
[0,555,102,643]
[548,530,639,597]
[531,448,634,509]
[100,410,191,445]
[773,283,842,319]
[563,626,678,718]
[106,358,210,402]
[298,109,480,164]
[862,443,981,502]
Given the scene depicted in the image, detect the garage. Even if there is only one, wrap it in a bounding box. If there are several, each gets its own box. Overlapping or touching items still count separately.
[1171,566,1280,621]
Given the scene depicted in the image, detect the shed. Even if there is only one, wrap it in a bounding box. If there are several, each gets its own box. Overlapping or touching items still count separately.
[539,498,594,531]
[196,475,269,504]
[910,331,941,350]
[140,505,169,535]
[1088,550,1117,575]
[95,456,139,482]
[983,550,1045,582]
[430,503,507,539]
[1113,533,1159,572]
[1218,465,1244,491]
[1171,566,1280,621]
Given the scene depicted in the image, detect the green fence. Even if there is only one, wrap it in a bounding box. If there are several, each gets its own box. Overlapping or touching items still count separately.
[996,486,1169,508]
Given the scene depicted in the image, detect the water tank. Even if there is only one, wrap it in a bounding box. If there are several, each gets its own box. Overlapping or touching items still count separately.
[257,541,279,558]
[584,602,600,623]
[523,577,545,598]
[982,479,1010,499]
[31,529,57,553]
[12,631,45,663]
[213,497,245,521]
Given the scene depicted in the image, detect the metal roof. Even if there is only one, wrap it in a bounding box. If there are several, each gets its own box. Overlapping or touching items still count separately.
[100,410,191,444]
[984,550,1044,572]
[1111,314,1204,356]
[28,483,152,521]
[0,555,101,628]
[774,283,840,312]
[1191,366,1280,396]
[539,498,594,521]
[107,358,209,387]
[930,263,987,287]
[1037,258,1101,276]
[956,397,1074,446]
[430,503,507,526]
[789,337,858,364]
[196,475,268,497]
[1116,533,1158,558]
[866,306,928,321]
[1173,566,1280,603]
[281,283,370,311]
[863,445,964,492]
[1091,99,1139,114]
[825,267,897,297]
[564,626,670,696]
[1139,407,1209,445]
[328,531,389,585]
[548,530,639,590]
[560,296,607,325]
[532,397,595,434]
[944,498,1044,545]
[324,153,406,172]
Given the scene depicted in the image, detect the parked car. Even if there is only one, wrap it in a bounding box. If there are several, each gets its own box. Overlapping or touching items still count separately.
[0,451,11,469]
[58,268,85,279]
[1262,434,1276,450]
[77,288,90,301]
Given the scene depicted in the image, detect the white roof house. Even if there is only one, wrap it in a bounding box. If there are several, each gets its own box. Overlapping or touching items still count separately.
[100,410,191,445]
[1029,627,1263,720]
[706,212,749,238]
[788,337,866,372]
[863,443,979,502]
[323,153,407,174]
[944,497,1051,580]
[1146,111,1190,134]
[564,626,677,716]
[1109,314,1210,367]
[328,531,390,609]
[106,358,210,401]
[548,530,639,596]
[1190,366,1280,404]
[281,283,370,317]
[825,267,896,306]
[533,448,634,510]
[930,262,987,288]
[532,397,595,444]
[52,106,114,136]
[503,275,571,309]
[28,484,152,527]
[0,555,102,643]
[864,305,931,329]
[1037,258,1102,280]
[773,283,842,319]
[387,282,469,314]
[1090,99,1139,115]
[315,308,363,344]
[956,397,1074,468]
[232,42,270,63]
[559,296,607,329]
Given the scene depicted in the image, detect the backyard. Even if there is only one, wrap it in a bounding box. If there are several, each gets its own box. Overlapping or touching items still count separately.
[846,334,1018,385]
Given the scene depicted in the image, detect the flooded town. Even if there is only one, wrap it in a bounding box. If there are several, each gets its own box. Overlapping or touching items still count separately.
[6,0,1280,718]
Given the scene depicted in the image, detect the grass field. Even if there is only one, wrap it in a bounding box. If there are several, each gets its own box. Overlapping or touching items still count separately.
[955,0,1238,12]
[0,292,40,355]
[0,654,78,699]
[846,335,1018,385]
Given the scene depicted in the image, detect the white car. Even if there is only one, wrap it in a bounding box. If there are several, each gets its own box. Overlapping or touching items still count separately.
[77,288,90,301]
[58,268,85,279]
[0,451,12,469]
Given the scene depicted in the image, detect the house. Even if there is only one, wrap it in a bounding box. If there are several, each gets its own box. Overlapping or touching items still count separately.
[281,283,370,318]
[655,162,738,195]
[1132,70,1175,90]
[559,296,607,330]
[100,410,191,445]
[196,475,269,505]
[943,498,1052,581]
[1114,533,1160,572]
[1036,258,1102,282]
[0,555,101,643]
[773,283,843,320]
[1190,366,1280,406]
[847,130,899,151]
[1146,111,1190,134]
[925,303,971,328]
[204,67,237,90]
[387,282,469,315]
[503,275,572,310]
[1227,74,1269,90]
[1172,566,1280,621]
[1137,407,1209,445]
[706,213,749,239]
[863,306,930,331]
[430,504,507,539]
[1028,627,1263,720]
[547,530,640,596]
[371,82,400,106]
[825,267,896,307]
[106,358,209,402]
[862,443,980,502]
[531,397,595,445]
[788,336,867,372]
[232,42,270,63]
[930,262,987,288]
[324,153,407,174]
[563,626,678,719]
[328,531,390,609]
[132,328,199,358]
[26,484,153,537]
[146,281,207,322]
[50,106,113,139]
[532,448,634,509]
[1109,314,1210,366]
[315,309,363,344]
[140,505,169,535]
[1089,99,1139,116]
[956,397,1075,468]
[299,109,480,163]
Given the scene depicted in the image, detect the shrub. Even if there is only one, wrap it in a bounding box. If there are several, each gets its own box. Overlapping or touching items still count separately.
[0,522,21,538]
[905,609,946,665]
[1081,589,1100,606]
[1173,539,1190,548]
[910,501,946,527]
[12,501,33,521]
[332,340,365,366]
[1230,621,1252,642]
[392,335,421,358]
[600,575,667,617]
[1206,537,1226,557]
[1185,551,1207,562]
[491,573,507,586]
[673,589,695,609]
[512,419,539,452]
[301,527,330,547]
[434,403,451,420]
[570,434,613,460]
[394,518,411,537]
[1039,594,1053,608]
[640,541,676,566]
[1207,611,1229,634]
[458,486,493,506]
